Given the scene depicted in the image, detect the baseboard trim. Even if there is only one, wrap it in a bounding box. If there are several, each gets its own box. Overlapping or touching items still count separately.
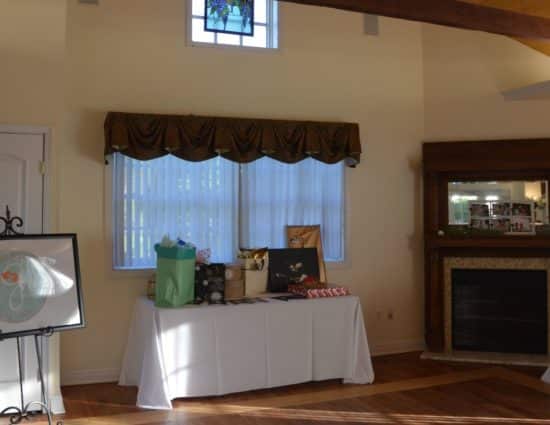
[61,368,119,386]
[371,338,425,356]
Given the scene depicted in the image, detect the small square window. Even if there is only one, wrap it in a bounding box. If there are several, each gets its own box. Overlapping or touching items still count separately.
[190,0,278,49]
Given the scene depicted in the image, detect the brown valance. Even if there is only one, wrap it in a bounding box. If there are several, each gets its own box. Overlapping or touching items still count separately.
[104,112,361,167]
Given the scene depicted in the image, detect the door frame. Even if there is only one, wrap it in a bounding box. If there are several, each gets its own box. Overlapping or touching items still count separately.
[0,123,58,411]
[0,124,51,233]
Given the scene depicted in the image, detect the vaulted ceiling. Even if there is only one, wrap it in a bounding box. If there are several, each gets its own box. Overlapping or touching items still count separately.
[280,0,550,56]
[463,0,550,55]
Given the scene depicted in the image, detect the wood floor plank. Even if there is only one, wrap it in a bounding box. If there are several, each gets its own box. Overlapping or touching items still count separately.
[20,352,550,425]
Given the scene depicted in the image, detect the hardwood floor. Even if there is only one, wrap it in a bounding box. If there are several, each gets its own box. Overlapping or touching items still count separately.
[21,352,550,424]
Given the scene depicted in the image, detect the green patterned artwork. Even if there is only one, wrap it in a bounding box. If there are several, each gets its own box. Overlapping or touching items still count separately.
[0,235,84,339]
[0,251,54,323]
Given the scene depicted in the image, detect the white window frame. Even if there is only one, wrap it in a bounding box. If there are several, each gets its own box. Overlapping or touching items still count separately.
[104,156,351,276]
[187,0,279,50]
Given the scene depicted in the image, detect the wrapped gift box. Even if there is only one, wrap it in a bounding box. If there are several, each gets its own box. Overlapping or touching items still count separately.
[225,263,242,281]
[225,279,245,300]
[288,284,350,298]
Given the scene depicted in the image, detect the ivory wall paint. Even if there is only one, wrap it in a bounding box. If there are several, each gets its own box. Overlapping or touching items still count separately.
[0,0,67,405]
[12,0,550,384]
[60,0,425,380]
[422,23,550,140]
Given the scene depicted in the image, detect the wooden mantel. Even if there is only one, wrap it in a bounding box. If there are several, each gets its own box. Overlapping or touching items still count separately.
[423,139,550,352]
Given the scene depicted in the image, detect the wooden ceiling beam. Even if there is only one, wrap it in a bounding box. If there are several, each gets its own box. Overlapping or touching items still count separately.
[278,0,550,40]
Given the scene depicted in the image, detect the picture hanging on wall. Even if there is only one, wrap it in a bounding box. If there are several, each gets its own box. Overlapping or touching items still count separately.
[204,0,254,36]
[0,234,85,339]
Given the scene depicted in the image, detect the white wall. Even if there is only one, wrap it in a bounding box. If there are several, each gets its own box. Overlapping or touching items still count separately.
[0,0,68,407]
[59,0,425,382]
[13,0,550,384]
[423,23,550,141]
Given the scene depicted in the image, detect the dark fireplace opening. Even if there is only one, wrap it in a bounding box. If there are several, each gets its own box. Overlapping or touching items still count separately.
[452,269,548,354]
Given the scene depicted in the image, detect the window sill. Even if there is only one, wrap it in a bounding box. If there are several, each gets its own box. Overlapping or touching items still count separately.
[188,41,280,53]
[112,259,350,278]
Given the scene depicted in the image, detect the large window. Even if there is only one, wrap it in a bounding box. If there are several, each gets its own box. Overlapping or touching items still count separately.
[190,0,278,49]
[112,154,345,269]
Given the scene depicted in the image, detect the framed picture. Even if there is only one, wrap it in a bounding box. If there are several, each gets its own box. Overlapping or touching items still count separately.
[508,202,535,234]
[470,218,491,230]
[510,216,533,234]
[469,203,490,217]
[0,234,85,339]
[490,218,511,232]
[204,0,254,36]
[268,248,320,293]
[492,202,511,217]
[512,202,532,217]
[286,225,327,283]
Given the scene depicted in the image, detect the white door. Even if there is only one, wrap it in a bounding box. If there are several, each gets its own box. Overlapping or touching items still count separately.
[0,128,46,413]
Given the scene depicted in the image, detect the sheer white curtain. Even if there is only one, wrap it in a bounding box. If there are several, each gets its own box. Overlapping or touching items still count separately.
[240,158,345,261]
[112,154,238,268]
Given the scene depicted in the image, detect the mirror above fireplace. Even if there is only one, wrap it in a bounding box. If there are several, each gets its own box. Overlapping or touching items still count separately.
[448,180,549,232]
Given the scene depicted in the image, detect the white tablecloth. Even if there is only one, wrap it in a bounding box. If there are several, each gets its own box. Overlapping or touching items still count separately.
[119,296,374,409]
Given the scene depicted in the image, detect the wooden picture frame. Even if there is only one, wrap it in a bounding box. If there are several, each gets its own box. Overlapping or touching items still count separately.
[286,225,327,283]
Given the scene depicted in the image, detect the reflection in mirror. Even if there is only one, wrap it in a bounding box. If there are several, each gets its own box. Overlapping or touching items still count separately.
[448,181,549,232]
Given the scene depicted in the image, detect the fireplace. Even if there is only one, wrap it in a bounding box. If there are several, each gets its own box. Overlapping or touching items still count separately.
[443,257,550,356]
[452,269,547,354]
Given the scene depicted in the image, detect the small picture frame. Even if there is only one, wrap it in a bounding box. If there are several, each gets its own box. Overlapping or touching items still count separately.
[512,202,532,217]
[510,216,533,233]
[470,218,491,230]
[469,203,490,217]
[507,202,535,234]
[490,218,511,233]
[492,202,511,217]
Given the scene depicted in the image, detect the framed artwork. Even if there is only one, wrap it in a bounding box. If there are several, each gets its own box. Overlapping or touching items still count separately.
[268,248,320,293]
[469,203,490,217]
[470,218,491,230]
[490,218,511,232]
[492,202,511,216]
[286,225,327,283]
[204,0,254,36]
[0,234,85,339]
[469,200,535,234]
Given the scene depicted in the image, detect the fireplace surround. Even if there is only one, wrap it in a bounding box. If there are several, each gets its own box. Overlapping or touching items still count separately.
[423,139,550,358]
[444,257,549,355]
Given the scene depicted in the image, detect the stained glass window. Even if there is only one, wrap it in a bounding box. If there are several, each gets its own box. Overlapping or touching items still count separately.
[190,0,278,49]
[205,0,254,36]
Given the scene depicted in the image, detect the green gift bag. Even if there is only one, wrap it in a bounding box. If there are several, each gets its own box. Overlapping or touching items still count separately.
[154,244,196,308]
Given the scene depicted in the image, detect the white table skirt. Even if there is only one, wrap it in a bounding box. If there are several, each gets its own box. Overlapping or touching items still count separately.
[119,296,375,409]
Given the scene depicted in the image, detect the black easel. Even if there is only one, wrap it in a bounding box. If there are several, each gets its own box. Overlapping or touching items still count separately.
[0,206,61,425]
